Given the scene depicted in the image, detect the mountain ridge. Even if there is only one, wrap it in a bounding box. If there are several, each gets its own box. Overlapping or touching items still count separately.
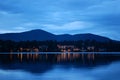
[0,29,112,42]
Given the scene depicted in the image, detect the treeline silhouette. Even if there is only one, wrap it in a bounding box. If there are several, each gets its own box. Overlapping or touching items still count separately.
[0,40,120,52]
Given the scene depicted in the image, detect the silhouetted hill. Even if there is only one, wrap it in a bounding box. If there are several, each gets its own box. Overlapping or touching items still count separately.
[0,29,111,42]
[0,29,55,41]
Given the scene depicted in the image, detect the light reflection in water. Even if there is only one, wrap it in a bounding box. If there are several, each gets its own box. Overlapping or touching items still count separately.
[9,52,95,63]
[20,53,23,62]
[27,53,29,60]
[10,53,13,61]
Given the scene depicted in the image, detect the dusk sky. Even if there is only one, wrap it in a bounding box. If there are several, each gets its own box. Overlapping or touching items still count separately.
[0,0,119,40]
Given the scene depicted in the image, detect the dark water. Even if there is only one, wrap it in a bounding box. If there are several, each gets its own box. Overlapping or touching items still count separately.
[0,52,120,80]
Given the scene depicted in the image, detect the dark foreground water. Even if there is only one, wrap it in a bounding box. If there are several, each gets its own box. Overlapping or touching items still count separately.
[0,52,120,80]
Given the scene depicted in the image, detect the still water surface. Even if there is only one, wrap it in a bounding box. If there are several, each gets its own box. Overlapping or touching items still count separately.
[0,52,120,80]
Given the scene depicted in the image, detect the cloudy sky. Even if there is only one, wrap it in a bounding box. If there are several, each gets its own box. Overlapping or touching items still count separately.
[0,0,120,40]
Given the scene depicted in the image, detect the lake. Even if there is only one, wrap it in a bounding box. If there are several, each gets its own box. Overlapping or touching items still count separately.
[0,52,120,80]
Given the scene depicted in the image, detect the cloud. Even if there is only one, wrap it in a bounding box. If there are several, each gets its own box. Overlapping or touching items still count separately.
[0,10,9,15]
[0,1,22,14]
[14,27,26,30]
[13,22,42,30]
[42,21,93,34]
[15,22,40,28]
[83,0,120,14]
[0,29,24,33]
[80,0,120,25]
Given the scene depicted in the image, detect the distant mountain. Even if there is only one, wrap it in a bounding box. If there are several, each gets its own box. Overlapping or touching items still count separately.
[0,29,111,42]
[0,29,55,41]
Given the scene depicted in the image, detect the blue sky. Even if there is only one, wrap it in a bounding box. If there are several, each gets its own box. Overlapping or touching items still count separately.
[0,0,120,40]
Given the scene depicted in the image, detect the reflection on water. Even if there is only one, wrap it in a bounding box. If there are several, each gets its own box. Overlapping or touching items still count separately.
[0,52,120,80]
[14,53,95,62]
[2,52,120,63]
[2,52,95,63]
